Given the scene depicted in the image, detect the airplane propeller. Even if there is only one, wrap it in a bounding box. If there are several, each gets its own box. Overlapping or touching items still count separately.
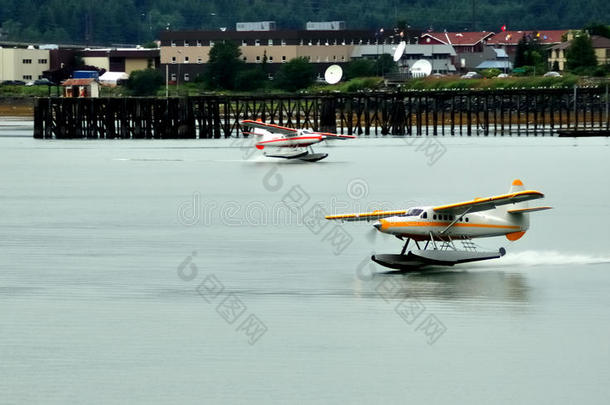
[366,222,384,243]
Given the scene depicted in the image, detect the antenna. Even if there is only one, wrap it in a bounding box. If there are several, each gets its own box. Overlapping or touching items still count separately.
[324,65,343,84]
[393,41,406,62]
[410,60,432,78]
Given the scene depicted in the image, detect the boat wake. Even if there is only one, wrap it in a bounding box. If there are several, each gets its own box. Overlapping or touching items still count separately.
[474,250,610,268]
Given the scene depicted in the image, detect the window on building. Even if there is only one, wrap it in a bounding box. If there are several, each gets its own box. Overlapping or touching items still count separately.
[23,75,32,80]
[281,39,286,46]
[282,56,286,61]
[22,59,32,64]
[197,57,203,64]
[242,57,247,61]
[38,59,47,64]
[184,73,190,81]
[255,39,260,46]
[184,56,189,63]
[256,55,261,61]
[171,56,176,63]
[269,56,273,62]
[38,75,43,79]
[171,41,176,47]
[184,41,189,47]
[171,73,176,81]
[209,40,214,46]
[197,40,202,46]
[268,39,273,45]
[242,40,247,46]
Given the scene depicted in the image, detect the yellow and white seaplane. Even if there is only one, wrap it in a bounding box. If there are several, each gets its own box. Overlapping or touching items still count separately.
[240,119,355,162]
[326,180,552,269]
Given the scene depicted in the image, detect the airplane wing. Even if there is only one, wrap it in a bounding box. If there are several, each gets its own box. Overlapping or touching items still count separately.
[315,132,356,140]
[433,190,545,215]
[325,209,407,222]
[240,120,298,136]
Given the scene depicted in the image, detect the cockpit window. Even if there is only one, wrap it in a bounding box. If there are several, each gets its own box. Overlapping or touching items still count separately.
[421,212,427,219]
[407,208,423,216]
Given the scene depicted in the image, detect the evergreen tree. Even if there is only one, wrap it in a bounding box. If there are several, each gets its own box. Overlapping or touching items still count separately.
[566,33,598,72]
[514,35,528,68]
[275,57,316,91]
[205,40,244,90]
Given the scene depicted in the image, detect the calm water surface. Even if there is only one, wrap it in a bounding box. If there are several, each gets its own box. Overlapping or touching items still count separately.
[1,118,610,404]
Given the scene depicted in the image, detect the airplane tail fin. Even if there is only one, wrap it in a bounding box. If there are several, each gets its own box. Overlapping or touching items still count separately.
[508,178,526,194]
[498,179,530,240]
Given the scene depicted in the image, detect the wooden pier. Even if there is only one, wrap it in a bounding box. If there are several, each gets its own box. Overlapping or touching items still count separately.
[33,87,610,139]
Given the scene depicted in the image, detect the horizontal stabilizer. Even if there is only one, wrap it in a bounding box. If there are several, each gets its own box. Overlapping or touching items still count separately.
[507,206,552,214]
[326,209,407,222]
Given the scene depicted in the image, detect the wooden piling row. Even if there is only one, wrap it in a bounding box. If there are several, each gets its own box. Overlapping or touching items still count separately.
[34,87,609,139]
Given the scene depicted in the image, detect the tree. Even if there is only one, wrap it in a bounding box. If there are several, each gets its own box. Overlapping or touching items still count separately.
[513,34,548,74]
[566,33,598,72]
[375,54,398,76]
[585,23,610,39]
[235,67,267,91]
[345,59,376,79]
[275,57,316,91]
[205,41,244,90]
[514,35,528,68]
[126,68,164,96]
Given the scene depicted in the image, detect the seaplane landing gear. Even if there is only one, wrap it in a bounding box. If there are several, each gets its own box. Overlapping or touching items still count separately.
[372,236,506,270]
[264,146,328,162]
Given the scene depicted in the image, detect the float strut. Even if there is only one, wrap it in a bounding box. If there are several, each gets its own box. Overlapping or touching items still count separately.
[400,238,411,255]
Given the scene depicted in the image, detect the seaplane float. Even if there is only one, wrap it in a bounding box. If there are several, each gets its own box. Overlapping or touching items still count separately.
[325,179,552,269]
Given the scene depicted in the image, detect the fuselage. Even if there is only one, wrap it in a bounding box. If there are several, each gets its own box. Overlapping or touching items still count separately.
[255,129,322,149]
[376,206,528,241]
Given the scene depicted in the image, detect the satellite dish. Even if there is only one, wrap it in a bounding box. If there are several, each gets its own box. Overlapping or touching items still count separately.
[393,41,406,62]
[410,59,432,78]
[324,65,343,84]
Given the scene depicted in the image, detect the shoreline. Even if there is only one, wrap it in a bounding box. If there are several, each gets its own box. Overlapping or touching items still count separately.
[0,98,34,117]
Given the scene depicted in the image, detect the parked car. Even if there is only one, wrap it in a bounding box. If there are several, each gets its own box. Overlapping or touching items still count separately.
[543,71,561,77]
[25,78,55,86]
[496,73,510,78]
[1,80,26,85]
[461,71,483,79]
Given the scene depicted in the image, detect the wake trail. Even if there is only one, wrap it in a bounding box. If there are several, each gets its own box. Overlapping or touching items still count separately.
[473,250,610,268]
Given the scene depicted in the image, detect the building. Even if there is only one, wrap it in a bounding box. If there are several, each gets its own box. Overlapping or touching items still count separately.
[80,48,160,75]
[0,46,50,82]
[159,26,420,82]
[61,78,99,98]
[548,35,610,71]
[419,31,494,70]
[485,30,569,60]
[475,48,513,71]
[351,43,457,74]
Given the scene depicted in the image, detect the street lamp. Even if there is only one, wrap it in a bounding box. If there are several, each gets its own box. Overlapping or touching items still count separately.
[176,49,182,94]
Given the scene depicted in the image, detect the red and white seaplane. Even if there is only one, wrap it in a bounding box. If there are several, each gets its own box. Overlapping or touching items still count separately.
[326,179,552,269]
[240,119,355,162]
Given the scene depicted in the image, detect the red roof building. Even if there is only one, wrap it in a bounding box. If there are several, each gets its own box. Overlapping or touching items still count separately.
[486,30,570,59]
[486,30,569,46]
[419,32,495,53]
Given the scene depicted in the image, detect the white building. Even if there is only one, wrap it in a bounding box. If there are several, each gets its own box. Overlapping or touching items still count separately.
[0,46,50,82]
